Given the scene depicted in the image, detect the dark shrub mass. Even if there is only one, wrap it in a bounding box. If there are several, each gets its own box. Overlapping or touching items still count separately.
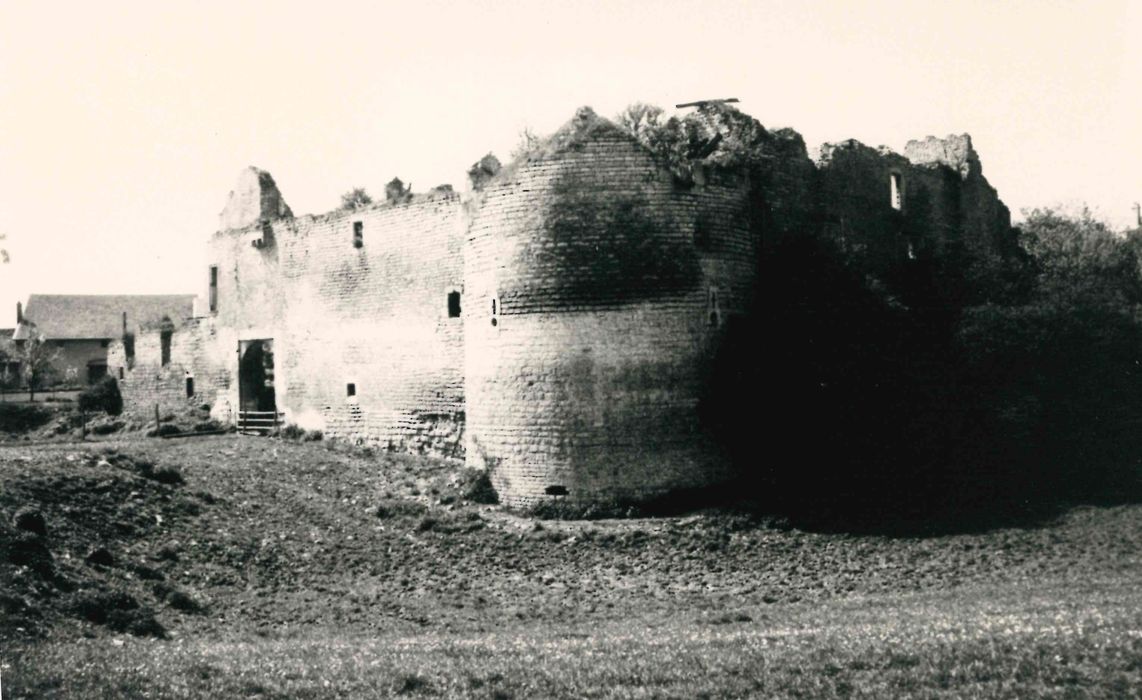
[0,404,52,433]
[702,206,1142,532]
[78,377,123,416]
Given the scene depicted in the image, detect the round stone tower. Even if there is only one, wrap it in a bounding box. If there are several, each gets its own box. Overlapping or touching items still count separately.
[463,108,757,507]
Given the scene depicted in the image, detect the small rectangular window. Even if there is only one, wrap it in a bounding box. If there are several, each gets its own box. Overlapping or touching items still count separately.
[490,296,499,327]
[346,383,356,397]
[890,173,902,211]
[118,367,125,380]
[708,287,721,327]
[447,290,461,318]
[160,331,172,366]
[186,377,195,398]
[353,221,364,248]
[208,265,218,313]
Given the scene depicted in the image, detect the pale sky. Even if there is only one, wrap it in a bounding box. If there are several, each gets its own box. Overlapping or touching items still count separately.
[1,0,1139,326]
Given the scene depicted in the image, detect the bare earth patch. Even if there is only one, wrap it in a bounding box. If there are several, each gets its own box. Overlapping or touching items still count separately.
[1,435,1140,697]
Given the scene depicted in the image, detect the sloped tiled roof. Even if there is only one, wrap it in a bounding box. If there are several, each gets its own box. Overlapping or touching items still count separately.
[13,294,195,340]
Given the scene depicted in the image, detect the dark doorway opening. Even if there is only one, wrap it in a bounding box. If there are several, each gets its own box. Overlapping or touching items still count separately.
[87,362,108,384]
[239,339,276,412]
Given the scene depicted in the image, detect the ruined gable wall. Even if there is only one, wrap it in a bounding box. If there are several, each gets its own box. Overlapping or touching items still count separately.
[815,136,1013,268]
[464,129,750,506]
[905,134,1011,256]
[816,141,913,269]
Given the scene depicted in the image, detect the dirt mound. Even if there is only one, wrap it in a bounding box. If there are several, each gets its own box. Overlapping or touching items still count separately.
[0,446,213,641]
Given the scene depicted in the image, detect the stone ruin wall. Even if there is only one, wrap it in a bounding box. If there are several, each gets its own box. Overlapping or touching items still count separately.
[464,120,753,506]
[110,316,231,421]
[118,193,466,451]
[271,193,466,452]
[113,107,1015,507]
[815,134,1011,269]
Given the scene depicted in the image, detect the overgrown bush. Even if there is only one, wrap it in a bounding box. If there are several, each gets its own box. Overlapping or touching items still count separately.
[0,403,52,433]
[373,498,427,519]
[459,470,499,505]
[146,424,182,438]
[702,205,1142,531]
[78,376,123,416]
[616,101,769,182]
[278,423,305,440]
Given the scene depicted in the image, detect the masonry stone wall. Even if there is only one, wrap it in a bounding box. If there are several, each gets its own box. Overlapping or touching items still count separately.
[815,134,1012,271]
[816,140,914,270]
[112,317,231,420]
[195,191,466,451]
[127,106,1017,508]
[905,134,1011,257]
[463,116,751,506]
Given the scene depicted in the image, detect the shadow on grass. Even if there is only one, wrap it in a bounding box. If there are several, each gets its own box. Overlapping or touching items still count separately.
[529,468,1142,537]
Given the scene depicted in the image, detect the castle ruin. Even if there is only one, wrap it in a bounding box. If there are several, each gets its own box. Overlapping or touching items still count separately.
[110,105,1012,507]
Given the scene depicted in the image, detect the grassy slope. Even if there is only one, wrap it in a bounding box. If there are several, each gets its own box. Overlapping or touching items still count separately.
[2,436,1140,698]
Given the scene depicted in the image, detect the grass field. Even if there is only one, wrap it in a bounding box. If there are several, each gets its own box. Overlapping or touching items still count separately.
[2,436,1140,698]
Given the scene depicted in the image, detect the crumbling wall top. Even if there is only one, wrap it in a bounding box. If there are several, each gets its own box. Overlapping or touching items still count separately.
[904,134,980,179]
[219,166,293,231]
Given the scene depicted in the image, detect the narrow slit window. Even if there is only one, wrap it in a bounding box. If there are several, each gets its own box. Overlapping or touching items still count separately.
[490,296,499,327]
[890,173,903,211]
[353,221,364,248]
[708,287,721,327]
[185,376,195,398]
[160,330,172,366]
[447,290,461,318]
[118,367,125,380]
[208,265,218,313]
[346,383,356,397]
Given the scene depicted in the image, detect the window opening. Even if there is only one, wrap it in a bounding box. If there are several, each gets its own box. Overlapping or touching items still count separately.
[347,383,356,397]
[708,287,721,327]
[353,221,364,248]
[186,376,195,398]
[890,173,903,211]
[209,265,218,312]
[447,290,461,318]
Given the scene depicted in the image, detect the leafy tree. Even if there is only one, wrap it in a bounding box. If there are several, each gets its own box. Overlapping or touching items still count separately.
[954,206,1142,503]
[615,103,663,140]
[1020,206,1142,306]
[3,333,61,401]
[510,128,541,161]
[339,188,373,211]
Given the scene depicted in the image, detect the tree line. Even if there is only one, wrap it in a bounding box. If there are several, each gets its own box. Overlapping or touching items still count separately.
[706,204,1142,530]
